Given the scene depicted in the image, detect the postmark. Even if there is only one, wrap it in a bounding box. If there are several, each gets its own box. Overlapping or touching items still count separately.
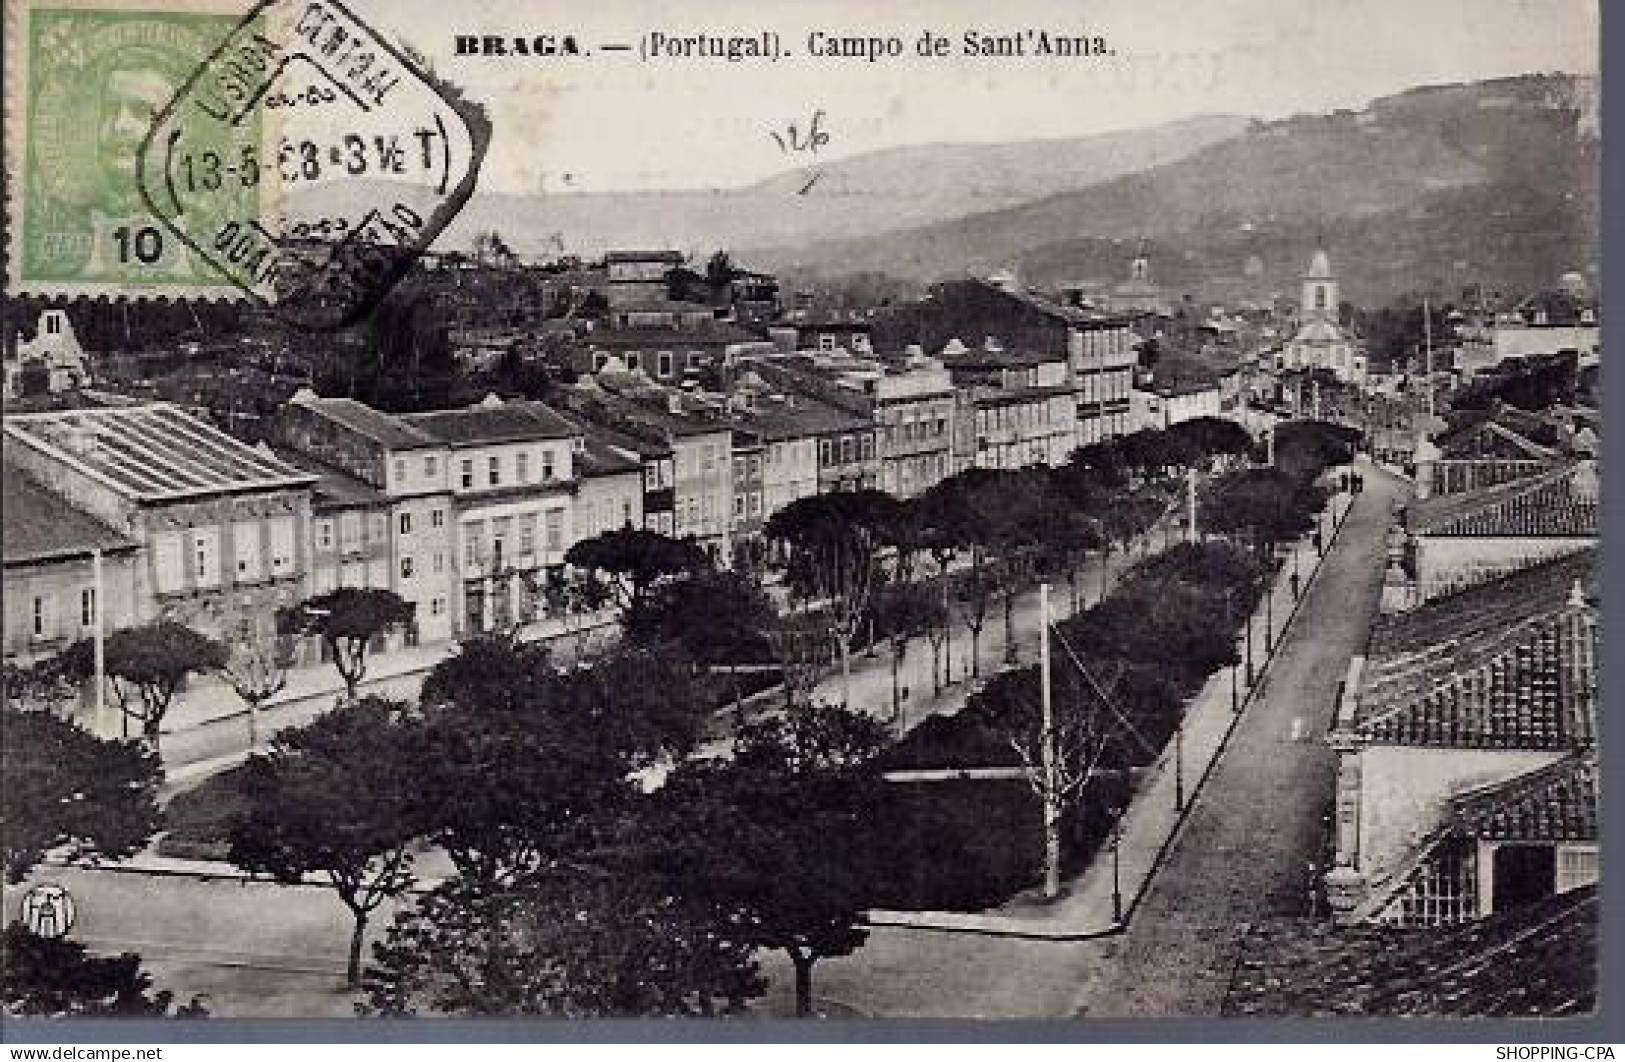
[4,0,491,328]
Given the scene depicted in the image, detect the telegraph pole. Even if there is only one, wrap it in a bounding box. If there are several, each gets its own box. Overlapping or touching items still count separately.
[92,549,106,736]
[1039,583,1061,900]
[1186,466,1198,543]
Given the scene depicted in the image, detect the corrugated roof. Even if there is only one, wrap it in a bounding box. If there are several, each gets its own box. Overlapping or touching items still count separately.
[3,403,316,503]
[2,464,138,564]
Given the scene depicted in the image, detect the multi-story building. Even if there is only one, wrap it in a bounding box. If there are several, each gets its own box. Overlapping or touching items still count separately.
[4,308,89,400]
[399,396,584,635]
[941,337,1080,471]
[1326,551,1597,926]
[276,392,457,646]
[572,432,645,543]
[2,463,141,670]
[1070,317,1139,445]
[603,250,686,308]
[2,403,317,651]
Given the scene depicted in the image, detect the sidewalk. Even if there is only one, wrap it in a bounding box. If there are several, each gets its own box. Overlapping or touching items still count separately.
[865,486,1360,938]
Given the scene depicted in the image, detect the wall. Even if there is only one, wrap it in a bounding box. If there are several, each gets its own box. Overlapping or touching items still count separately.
[3,551,143,663]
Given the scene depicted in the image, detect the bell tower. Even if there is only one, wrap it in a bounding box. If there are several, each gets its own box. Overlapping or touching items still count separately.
[1302,248,1338,323]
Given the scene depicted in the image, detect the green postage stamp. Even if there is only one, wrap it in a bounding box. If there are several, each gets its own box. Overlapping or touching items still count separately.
[5,0,261,296]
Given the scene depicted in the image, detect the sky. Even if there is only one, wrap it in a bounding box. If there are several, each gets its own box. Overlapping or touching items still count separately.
[355,0,1598,195]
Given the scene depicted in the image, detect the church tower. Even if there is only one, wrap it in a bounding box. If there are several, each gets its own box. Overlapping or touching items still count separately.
[1301,248,1338,323]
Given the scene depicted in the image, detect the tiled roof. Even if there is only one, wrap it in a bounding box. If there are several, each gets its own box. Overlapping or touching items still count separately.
[1434,419,1558,462]
[2,464,138,564]
[1449,754,1597,843]
[1353,603,1596,750]
[972,384,1079,409]
[573,434,641,479]
[4,403,315,503]
[1223,886,1597,1017]
[1407,461,1599,538]
[287,394,440,451]
[1366,548,1596,664]
[401,398,581,446]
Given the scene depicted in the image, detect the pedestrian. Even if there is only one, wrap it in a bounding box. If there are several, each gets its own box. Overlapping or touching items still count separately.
[1290,570,1301,600]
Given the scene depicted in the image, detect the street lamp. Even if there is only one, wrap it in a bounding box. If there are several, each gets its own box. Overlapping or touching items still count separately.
[1110,805,1124,926]
[1173,716,1185,813]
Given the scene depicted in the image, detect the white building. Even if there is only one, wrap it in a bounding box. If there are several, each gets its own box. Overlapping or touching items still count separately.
[4,308,89,399]
[1278,250,1366,383]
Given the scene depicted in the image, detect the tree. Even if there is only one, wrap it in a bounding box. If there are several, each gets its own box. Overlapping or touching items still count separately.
[966,659,1113,899]
[1,703,161,884]
[624,568,776,668]
[362,868,763,1017]
[767,609,832,712]
[2,925,206,1018]
[657,702,894,1017]
[563,527,709,621]
[279,588,415,701]
[221,624,296,751]
[1200,468,1325,562]
[873,580,946,725]
[1033,487,1104,616]
[415,639,713,886]
[54,621,228,751]
[765,491,901,707]
[229,696,422,986]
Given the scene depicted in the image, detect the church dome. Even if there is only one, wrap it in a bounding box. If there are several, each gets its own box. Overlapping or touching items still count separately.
[1305,249,1334,279]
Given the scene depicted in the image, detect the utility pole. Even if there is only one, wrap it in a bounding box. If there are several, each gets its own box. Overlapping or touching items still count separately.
[1265,422,1275,467]
[1039,583,1061,900]
[1423,296,1436,422]
[92,549,106,736]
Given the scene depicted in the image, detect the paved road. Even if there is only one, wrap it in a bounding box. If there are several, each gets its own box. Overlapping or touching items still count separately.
[1071,467,1408,1017]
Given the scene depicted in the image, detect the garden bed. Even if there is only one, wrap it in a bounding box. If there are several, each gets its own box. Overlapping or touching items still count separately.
[158,764,252,861]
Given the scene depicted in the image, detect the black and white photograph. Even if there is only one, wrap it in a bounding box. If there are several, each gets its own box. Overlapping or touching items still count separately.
[0,0,1605,1038]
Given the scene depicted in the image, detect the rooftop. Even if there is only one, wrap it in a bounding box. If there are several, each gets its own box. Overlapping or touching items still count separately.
[269,447,389,510]
[1223,886,1596,1018]
[1352,553,1597,750]
[401,397,582,447]
[1407,461,1599,538]
[2,464,138,565]
[287,392,441,451]
[1448,753,1597,844]
[4,403,316,503]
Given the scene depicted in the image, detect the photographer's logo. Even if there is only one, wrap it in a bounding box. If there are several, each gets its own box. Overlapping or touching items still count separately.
[18,883,76,939]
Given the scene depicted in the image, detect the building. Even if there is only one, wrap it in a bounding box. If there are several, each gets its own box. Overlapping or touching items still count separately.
[1416,408,1565,500]
[276,391,457,646]
[399,395,584,635]
[1131,371,1224,431]
[793,318,874,356]
[1278,250,1366,383]
[603,250,685,308]
[2,402,317,653]
[1101,243,1173,317]
[2,464,141,670]
[1480,277,1600,371]
[4,308,89,400]
[1069,316,1139,445]
[1392,459,1599,609]
[940,337,1079,471]
[1326,551,1598,926]
[572,432,645,542]
[581,316,776,385]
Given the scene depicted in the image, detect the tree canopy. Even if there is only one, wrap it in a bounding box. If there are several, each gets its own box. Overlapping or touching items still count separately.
[563,527,709,617]
[280,587,415,699]
[54,621,228,749]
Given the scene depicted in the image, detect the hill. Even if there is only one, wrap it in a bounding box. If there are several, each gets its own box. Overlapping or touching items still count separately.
[282,115,1247,260]
[756,74,1598,307]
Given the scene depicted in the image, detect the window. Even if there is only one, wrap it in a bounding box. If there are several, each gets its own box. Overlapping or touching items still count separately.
[318,520,334,549]
[465,534,480,569]
[621,499,632,526]
[488,455,501,487]
[841,437,854,464]
[431,508,445,528]
[659,351,673,376]
[818,334,836,351]
[703,444,716,471]
[734,495,745,518]
[400,556,415,580]
[545,510,563,551]
[46,314,61,335]
[32,596,49,640]
[191,527,221,587]
[433,552,445,573]
[81,587,96,629]
[519,518,535,556]
[1557,847,1599,893]
[152,533,184,593]
[820,439,832,465]
[233,521,262,581]
[431,597,444,616]
[461,459,474,490]
[424,455,437,477]
[269,518,296,575]
[399,512,413,536]
[517,451,530,483]
[542,450,555,481]
[394,458,406,483]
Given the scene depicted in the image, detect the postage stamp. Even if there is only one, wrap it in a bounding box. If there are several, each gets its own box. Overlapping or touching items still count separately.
[4,0,491,328]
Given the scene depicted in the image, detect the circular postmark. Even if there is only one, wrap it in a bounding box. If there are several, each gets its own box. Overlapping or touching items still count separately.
[18,883,77,939]
[136,0,491,330]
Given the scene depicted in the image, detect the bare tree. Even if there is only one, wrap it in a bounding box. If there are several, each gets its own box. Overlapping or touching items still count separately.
[222,626,297,752]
